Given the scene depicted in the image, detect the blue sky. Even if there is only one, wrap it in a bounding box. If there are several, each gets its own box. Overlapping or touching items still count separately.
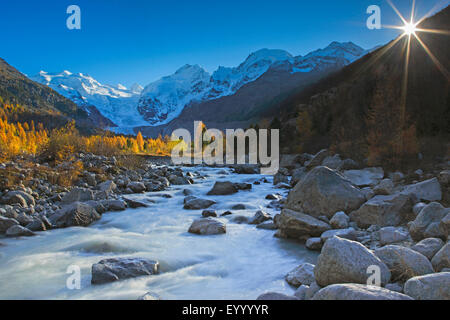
[0,0,448,87]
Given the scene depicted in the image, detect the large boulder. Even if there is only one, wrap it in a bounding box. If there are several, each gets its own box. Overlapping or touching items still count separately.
[61,188,94,204]
[1,191,35,207]
[409,202,449,241]
[0,216,20,233]
[314,237,391,287]
[91,258,159,284]
[402,178,442,202]
[188,218,226,235]
[342,167,384,187]
[5,225,35,237]
[184,198,216,210]
[275,209,331,239]
[285,263,315,287]
[286,167,366,219]
[404,272,450,300]
[411,238,445,260]
[207,182,237,195]
[431,243,450,272]
[312,284,412,300]
[49,202,100,228]
[375,245,434,282]
[350,193,415,228]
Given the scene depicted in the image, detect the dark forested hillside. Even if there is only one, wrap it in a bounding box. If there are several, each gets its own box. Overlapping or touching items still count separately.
[0,58,111,132]
[271,6,449,168]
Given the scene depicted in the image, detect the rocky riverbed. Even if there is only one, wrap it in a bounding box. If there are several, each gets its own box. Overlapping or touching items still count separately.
[0,151,449,300]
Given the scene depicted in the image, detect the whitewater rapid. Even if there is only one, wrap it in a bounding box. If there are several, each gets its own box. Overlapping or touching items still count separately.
[0,167,317,300]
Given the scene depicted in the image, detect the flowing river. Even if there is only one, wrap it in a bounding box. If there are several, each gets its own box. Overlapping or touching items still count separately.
[0,167,317,300]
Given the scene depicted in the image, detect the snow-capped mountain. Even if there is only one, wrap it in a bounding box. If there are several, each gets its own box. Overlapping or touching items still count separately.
[31,71,147,131]
[138,42,368,126]
[32,41,369,132]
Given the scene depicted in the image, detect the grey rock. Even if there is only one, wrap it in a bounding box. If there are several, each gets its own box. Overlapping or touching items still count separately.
[256,221,278,230]
[305,281,321,300]
[413,202,427,216]
[374,179,394,195]
[127,182,146,193]
[25,218,47,232]
[320,228,357,243]
[91,258,159,284]
[1,191,35,207]
[342,167,384,187]
[379,227,409,246]
[285,263,315,287]
[49,202,100,228]
[409,202,449,241]
[184,198,216,210]
[330,211,349,229]
[276,209,331,239]
[375,245,434,282]
[102,200,127,211]
[286,166,365,219]
[350,193,415,228]
[273,172,290,185]
[6,225,35,237]
[188,218,226,235]
[202,210,217,218]
[431,243,450,272]
[249,210,272,225]
[97,180,117,194]
[306,237,323,251]
[385,282,403,293]
[290,167,307,187]
[404,272,450,300]
[312,284,412,300]
[440,213,450,239]
[314,236,391,287]
[0,216,20,233]
[293,285,309,300]
[207,181,237,195]
[402,178,442,202]
[411,238,444,260]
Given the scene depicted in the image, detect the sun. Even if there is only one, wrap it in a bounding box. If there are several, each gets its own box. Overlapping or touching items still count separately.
[402,22,418,36]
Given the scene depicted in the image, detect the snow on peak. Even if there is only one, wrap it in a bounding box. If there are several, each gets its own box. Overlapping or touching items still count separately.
[138,43,368,126]
[31,71,148,130]
[130,83,144,94]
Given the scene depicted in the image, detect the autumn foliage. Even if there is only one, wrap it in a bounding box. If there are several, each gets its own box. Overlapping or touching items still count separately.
[0,105,177,162]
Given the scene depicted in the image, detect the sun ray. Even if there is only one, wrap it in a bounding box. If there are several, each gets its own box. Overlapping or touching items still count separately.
[352,34,406,78]
[414,28,450,36]
[413,33,450,81]
[387,0,408,25]
[415,0,449,25]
